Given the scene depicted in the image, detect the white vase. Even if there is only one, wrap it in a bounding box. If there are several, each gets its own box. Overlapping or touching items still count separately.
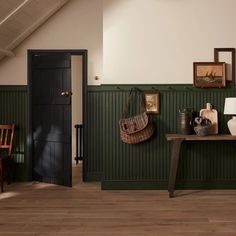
[227,116,236,136]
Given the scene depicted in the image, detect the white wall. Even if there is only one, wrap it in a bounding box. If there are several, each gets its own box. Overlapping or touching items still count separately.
[1,0,236,85]
[103,0,236,84]
[0,0,102,85]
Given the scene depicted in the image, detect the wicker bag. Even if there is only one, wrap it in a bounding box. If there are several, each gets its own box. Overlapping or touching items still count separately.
[119,88,154,144]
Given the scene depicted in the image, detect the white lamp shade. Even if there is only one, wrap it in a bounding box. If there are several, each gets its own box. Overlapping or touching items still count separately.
[224,98,236,115]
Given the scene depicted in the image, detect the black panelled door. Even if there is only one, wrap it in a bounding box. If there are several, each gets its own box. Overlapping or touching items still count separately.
[32,53,72,186]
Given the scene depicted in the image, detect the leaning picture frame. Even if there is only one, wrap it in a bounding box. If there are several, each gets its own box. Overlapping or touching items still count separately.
[193,62,226,88]
[144,92,160,114]
[214,48,235,84]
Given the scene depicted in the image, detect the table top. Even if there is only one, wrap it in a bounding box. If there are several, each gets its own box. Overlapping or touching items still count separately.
[166,134,236,141]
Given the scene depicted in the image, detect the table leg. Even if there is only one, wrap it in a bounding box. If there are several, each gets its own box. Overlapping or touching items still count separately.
[168,138,184,198]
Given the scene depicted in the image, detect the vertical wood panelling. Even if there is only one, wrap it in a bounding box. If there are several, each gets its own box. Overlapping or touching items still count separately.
[87,91,104,180]
[0,86,28,181]
[88,84,236,189]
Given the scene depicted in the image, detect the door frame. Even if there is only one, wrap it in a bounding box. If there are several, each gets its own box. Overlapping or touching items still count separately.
[27,49,88,183]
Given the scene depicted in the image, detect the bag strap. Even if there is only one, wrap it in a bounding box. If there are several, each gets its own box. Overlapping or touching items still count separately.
[122,87,145,118]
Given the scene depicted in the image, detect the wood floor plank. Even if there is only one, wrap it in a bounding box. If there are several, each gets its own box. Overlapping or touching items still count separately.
[0,165,236,235]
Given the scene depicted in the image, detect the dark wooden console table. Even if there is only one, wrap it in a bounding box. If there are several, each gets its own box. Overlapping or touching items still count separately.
[166,134,236,198]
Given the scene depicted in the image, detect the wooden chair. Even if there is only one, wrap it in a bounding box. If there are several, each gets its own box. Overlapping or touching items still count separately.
[0,124,15,192]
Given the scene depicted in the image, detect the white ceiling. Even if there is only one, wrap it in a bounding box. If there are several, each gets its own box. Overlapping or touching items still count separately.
[0,0,70,59]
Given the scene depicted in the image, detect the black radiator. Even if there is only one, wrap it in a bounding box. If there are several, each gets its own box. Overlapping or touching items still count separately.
[74,124,83,164]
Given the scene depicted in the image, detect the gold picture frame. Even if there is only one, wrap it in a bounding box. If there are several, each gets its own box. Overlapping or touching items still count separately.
[144,92,160,114]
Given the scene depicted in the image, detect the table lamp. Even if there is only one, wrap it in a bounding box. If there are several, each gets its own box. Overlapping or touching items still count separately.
[224,97,236,136]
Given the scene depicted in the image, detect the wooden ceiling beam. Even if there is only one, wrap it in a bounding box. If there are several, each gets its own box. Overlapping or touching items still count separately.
[0,0,31,26]
[0,48,15,57]
[6,0,70,51]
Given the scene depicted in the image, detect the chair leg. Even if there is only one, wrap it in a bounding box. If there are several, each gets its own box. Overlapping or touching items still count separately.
[7,158,13,185]
[0,159,3,192]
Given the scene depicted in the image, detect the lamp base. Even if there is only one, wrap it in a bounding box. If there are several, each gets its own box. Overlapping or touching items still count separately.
[227,116,236,136]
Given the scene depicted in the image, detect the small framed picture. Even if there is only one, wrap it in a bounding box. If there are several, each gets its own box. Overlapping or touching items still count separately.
[193,62,226,88]
[144,92,160,114]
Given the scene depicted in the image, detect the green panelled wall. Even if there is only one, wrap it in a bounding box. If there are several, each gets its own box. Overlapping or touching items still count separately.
[86,88,104,180]
[88,84,236,189]
[0,86,28,181]
[1,84,236,189]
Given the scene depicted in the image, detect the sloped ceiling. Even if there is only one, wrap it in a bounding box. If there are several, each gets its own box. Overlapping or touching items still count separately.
[0,0,70,59]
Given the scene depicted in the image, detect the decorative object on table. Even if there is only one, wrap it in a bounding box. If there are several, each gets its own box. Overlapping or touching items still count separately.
[214,48,235,84]
[193,62,226,88]
[177,108,194,134]
[144,92,160,114]
[119,88,154,144]
[224,97,236,136]
[193,117,212,136]
[199,103,218,134]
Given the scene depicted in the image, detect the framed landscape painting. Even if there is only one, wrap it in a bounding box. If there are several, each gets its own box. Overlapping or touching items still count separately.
[193,62,226,88]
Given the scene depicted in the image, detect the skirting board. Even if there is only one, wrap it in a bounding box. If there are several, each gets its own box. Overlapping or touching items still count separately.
[102,180,236,190]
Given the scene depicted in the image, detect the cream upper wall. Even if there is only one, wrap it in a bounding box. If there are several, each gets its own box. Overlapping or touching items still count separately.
[0,0,102,85]
[103,0,236,84]
[1,0,236,85]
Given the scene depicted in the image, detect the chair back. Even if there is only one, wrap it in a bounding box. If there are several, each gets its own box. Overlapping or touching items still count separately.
[0,124,15,155]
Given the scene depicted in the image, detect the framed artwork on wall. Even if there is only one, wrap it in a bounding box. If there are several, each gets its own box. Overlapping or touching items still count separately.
[144,92,160,114]
[193,62,226,88]
[214,48,235,84]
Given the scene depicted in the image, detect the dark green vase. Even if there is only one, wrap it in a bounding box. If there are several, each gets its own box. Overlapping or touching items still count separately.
[177,108,193,134]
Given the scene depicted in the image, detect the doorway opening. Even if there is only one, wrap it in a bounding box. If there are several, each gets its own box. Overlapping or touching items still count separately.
[27,49,88,187]
[71,55,83,187]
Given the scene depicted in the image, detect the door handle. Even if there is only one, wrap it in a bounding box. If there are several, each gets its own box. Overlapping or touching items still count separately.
[61,91,69,97]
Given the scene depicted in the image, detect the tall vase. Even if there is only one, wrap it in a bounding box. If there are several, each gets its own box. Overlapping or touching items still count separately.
[177,108,193,134]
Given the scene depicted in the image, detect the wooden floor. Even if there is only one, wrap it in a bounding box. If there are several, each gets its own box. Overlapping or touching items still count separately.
[0,165,236,236]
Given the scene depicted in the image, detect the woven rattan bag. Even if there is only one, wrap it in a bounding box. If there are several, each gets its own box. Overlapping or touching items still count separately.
[119,88,154,144]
